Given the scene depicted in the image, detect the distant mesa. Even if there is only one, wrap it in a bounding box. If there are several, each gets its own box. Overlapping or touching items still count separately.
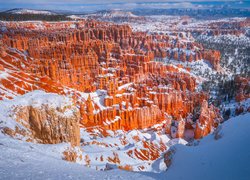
[3,8,57,15]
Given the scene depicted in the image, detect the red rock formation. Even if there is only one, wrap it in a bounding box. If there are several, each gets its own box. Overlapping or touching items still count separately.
[2,92,81,147]
[175,119,186,138]
[0,64,4,71]
[63,147,83,162]
[235,76,250,102]
[194,101,222,139]
[203,50,221,70]
[0,20,221,139]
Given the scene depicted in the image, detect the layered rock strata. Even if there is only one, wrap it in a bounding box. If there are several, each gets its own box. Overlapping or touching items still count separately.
[0,20,223,139]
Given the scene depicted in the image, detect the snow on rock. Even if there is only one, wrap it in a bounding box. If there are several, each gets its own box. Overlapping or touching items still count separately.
[6,8,56,15]
[67,15,82,20]
[221,98,250,118]
[0,15,249,178]
[0,133,154,180]
[1,112,249,179]
[161,113,250,180]
[79,126,187,172]
[0,90,74,109]
[102,11,138,18]
[0,90,80,146]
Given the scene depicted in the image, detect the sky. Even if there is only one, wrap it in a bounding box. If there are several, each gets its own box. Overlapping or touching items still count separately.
[0,0,249,12]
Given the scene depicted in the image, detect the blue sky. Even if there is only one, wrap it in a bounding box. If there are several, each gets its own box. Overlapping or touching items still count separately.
[0,1,249,12]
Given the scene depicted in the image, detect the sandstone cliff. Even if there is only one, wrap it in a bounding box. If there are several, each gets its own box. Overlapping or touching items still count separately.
[0,91,80,147]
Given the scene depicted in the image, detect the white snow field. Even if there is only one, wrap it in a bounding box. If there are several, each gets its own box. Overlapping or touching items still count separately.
[155,113,250,180]
[0,103,249,179]
[6,9,56,15]
[0,132,155,180]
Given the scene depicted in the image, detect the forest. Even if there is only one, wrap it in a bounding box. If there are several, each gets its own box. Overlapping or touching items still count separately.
[0,13,71,21]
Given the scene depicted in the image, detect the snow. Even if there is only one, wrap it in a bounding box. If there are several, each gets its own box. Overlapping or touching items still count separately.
[197,34,250,47]
[7,9,56,15]
[0,70,9,79]
[0,133,154,180]
[161,113,250,180]
[118,83,133,91]
[85,10,138,19]
[0,90,77,135]
[80,90,107,111]
[221,98,250,117]
[103,11,138,18]
[1,111,249,179]
[80,126,187,172]
[0,90,73,109]
[1,26,7,32]
[0,13,249,179]
[68,15,82,20]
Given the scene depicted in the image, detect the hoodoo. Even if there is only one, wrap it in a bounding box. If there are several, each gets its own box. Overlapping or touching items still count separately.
[0,6,249,178]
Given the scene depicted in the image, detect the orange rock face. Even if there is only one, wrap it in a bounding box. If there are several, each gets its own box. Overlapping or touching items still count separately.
[235,76,250,102]
[0,20,222,139]
[194,100,222,139]
[203,50,221,70]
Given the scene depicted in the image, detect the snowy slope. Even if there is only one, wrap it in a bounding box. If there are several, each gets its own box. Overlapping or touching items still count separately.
[102,11,138,18]
[86,10,138,18]
[162,113,250,180]
[5,8,56,15]
[0,90,77,137]
[80,127,187,172]
[0,133,154,180]
[1,104,249,179]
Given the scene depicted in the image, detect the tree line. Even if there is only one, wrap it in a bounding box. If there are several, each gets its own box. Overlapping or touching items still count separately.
[0,13,71,21]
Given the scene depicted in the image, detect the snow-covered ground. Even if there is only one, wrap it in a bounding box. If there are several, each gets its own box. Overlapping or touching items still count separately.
[155,113,250,180]
[5,8,56,15]
[0,133,154,180]
[221,98,250,117]
[80,126,187,172]
[0,90,153,179]
[0,108,249,179]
